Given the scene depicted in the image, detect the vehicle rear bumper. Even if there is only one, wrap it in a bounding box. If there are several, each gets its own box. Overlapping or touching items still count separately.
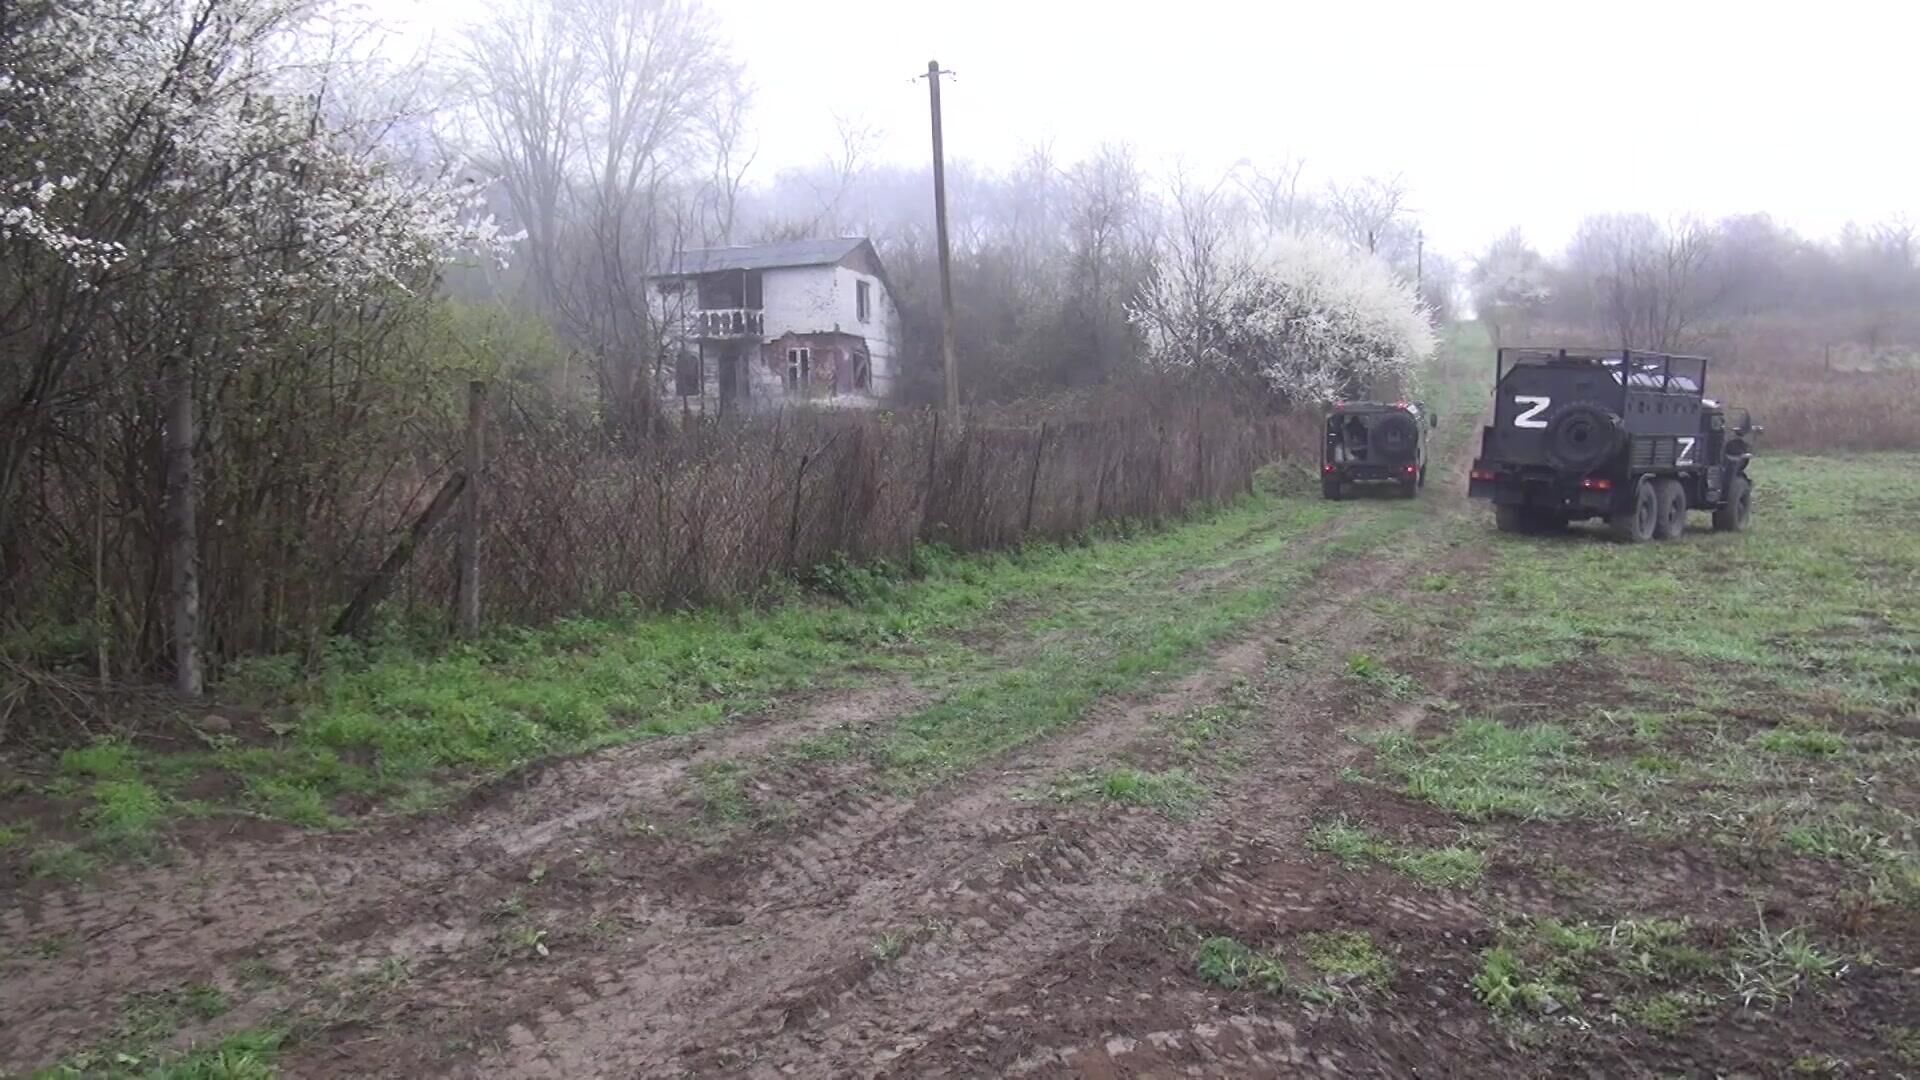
[1467,462,1615,514]
[1326,464,1418,483]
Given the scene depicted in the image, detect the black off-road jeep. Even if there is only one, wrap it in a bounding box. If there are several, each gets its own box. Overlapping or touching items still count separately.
[1468,347,1759,541]
[1321,400,1436,499]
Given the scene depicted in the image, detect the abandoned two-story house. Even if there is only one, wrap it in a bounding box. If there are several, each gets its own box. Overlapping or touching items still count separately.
[650,237,903,413]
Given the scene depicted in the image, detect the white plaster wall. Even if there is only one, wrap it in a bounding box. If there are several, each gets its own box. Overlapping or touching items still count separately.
[759,265,839,339]
[759,264,901,401]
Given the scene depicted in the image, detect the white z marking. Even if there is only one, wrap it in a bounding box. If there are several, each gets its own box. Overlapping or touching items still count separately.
[1513,395,1551,429]
[1677,437,1696,465]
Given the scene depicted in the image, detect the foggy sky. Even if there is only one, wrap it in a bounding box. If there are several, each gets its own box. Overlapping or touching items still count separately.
[404,0,1918,258]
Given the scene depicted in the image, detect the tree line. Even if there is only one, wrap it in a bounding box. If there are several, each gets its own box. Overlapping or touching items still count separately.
[1,0,1437,694]
[1470,214,1920,368]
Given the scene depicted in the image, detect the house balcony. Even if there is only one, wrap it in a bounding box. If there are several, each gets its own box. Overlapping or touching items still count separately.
[687,307,765,340]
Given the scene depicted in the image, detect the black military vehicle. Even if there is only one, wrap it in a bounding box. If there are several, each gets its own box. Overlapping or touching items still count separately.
[1321,400,1436,499]
[1468,348,1759,541]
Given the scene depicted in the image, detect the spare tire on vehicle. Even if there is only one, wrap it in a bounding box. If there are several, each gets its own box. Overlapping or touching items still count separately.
[1369,412,1421,463]
[1544,403,1623,471]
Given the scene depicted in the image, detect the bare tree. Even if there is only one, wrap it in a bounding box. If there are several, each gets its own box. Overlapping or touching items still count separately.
[1326,174,1409,257]
[463,0,586,309]
[1067,144,1150,380]
[463,0,742,435]
[1233,156,1313,236]
[1565,214,1713,351]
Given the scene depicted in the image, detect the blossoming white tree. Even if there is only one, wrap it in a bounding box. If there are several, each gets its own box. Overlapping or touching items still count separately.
[1,0,507,689]
[1131,224,1436,403]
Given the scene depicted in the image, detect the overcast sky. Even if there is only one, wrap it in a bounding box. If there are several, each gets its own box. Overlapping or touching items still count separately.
[406,0,1918,259]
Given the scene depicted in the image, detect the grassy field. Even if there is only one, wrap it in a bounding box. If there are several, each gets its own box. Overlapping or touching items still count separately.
[10,338,1912,1077]
[0,494,1311,871]
[1271,453,1920,1070]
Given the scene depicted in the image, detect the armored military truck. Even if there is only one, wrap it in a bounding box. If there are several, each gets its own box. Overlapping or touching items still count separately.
[1468,348,1758,541]
[1321,400,1436,500]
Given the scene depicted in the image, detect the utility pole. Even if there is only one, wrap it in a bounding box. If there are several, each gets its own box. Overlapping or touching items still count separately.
[923,59,959,419]
[1416,228,1425,297]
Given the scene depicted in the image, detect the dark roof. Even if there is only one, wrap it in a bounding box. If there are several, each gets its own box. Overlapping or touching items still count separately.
[656,237,870,277]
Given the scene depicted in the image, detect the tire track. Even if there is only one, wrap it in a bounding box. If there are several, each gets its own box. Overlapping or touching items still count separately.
[399,525,1434,1079]
[718,557,1429,1079]
[0,500,1340,1071]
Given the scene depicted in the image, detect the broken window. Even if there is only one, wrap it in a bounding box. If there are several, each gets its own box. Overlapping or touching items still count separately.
[856,280,871,322]
[786,347,811,392]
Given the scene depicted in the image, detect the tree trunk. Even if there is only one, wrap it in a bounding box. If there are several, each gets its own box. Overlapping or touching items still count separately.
[163,353,201,696]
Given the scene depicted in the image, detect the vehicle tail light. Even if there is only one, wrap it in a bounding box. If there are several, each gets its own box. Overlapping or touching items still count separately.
[1394,400,1409,409]
[1470,468,1498,482]
[1322,463,1335,473]
[1580,476,1613,491]
[1405,464,1416,475]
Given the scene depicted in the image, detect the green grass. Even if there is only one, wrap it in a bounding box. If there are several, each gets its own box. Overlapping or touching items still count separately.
[28,840,101,881]
[1884,1025,1920,1066]
[1192,929,1394,1004]
[1307,819,1484,888]
[1726,923,1845,1009]
[1344,653,1420,700]
[869,931,906,962]
[687,761,781,827]
[1369,719,1599,821]
[1457,456,1920,709]
[30,985,271,1080]
[865,502,1426,788]
[85,779,168,851]
[120,985,230,1044]
[11,488,1374,855]
[1472,943,1570,1016]
[1469,914,1836,1024]
[1754,725,1846,757]
[32,1028,284,1080]
[1193,935,1292,995]
[1619,990,1710,1035]
[1050,767,1205,815]
[1301,929,1394,991]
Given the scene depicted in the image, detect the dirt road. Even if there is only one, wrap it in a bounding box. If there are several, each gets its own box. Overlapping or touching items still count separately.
[13,372,1916,1077]
[0,428,1484,1079]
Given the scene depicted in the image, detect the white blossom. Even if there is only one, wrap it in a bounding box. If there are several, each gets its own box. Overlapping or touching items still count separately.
[1131,230,1435,401]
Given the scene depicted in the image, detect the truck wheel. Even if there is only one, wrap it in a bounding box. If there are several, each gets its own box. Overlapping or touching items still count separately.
[1609,478,1658,543]
[1654,478,1687,540]
[1495,505,1525,533]
[1713,474,1751,532]
[1418,464,1428,488]
[1401,477,1419,499]
[1322,477,1343,501]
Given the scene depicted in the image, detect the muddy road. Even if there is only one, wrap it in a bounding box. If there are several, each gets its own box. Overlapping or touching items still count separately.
[0,428,1487,1080]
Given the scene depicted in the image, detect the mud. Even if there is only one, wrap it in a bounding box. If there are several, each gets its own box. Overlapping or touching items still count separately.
[11,427,1906,1079]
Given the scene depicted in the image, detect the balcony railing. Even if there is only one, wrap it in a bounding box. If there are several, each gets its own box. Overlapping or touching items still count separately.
[686,307,765,339]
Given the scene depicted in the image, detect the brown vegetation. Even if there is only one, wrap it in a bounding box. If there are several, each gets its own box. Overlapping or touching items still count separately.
[1473,215,1920,452]
[2,382,1293,685]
